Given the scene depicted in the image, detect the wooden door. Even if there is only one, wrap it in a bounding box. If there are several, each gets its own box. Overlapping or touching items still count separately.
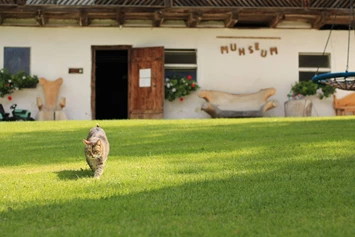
[129,47,164,119]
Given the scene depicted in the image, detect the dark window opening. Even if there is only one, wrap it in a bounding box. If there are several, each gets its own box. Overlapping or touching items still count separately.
[299,54,330,68]
[165,69,197,81]
[4,47,30,74]
[233,22,270,29]
[165,49,196,64]
[298,53,331,82]
[164,49,197,81]
[320,24,350,30]
[299,71,330,82]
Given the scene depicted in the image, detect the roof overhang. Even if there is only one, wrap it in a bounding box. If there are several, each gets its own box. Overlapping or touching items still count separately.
[0,0,353,29]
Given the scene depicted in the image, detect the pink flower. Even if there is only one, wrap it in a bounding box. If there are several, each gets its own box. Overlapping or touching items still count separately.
[8,96,12,101]
[187,75,192,80]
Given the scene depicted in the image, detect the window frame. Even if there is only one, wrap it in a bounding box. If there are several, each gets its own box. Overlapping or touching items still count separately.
[298,53,331,82]
[164,49,197,81]
[3,47,31,74]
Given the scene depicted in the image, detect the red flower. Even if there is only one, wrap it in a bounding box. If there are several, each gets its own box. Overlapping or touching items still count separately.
[5,83,10,87]
[7,96,12,101]
[180,97,184,101]
[191,83,196,88]
[187,75,192,80]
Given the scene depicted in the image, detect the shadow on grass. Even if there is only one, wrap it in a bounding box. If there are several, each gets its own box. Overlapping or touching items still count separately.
[2,118,355,167]
[1,157,355,236]
[55,169,93,180]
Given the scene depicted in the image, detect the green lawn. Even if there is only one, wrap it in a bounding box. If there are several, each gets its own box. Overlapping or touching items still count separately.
[0,118,354,237]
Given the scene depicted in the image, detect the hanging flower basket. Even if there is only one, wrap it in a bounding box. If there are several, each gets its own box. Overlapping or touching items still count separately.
[0,68,39,98]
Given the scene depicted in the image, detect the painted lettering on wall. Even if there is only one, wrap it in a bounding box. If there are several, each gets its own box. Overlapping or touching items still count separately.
[220,42,278,57]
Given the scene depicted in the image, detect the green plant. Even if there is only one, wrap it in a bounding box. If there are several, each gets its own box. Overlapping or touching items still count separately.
[0,68,12,98]
[164,74,200,102]
[290,80,336,100]
[290,81,317,97]
[0,68,39,98]
[0,118,354,236]
[318,83,336,99]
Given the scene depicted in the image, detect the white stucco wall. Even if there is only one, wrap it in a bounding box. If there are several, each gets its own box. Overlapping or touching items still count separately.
[1,26,355,120]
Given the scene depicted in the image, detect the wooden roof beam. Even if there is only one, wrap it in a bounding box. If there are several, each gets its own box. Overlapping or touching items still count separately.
[284,14,315,22]
[269,14,285,28]
[224,10,238,28]
[186,12,202,28]
[153,10,164,27]
[116,10,125,26]
[80,10,89,26]
[312,13,329,29]
[35,9,46,26]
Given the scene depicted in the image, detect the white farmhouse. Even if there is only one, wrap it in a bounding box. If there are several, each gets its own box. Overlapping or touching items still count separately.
[0,0,354,120]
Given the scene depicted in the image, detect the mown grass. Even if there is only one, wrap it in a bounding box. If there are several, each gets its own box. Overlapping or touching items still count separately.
[0,117,354,237]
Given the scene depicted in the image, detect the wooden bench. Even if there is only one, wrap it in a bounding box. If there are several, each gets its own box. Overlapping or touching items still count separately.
[333,94,355,116]
[198,88,278,118]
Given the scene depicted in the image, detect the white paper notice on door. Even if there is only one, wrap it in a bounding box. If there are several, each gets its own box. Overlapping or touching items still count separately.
[139,68,151,87]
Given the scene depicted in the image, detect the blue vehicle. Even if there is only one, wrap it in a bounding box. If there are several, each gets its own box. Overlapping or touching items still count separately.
[0,104,35,121]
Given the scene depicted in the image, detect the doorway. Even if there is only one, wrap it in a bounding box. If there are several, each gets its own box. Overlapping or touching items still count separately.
[91,45,164,120]
[93,46,130,120]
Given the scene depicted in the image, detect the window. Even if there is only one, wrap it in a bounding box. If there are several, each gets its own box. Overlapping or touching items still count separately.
[164,49,197,80]
[298,53,330,82]
[4,47,31,74]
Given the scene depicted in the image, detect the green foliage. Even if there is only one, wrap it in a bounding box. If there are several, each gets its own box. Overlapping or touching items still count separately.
[318,83,336,99]
[291,80,318,96]
[290,80,336,100]
[0,68,39,98]
[164,74,200,101]
[0,118,355,236]
[0,69,12,98]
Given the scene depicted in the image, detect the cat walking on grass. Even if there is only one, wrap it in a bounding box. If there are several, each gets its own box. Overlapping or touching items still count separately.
[83,124,110,179]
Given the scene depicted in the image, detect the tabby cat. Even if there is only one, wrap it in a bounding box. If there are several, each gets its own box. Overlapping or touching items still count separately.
[83,124,110,179]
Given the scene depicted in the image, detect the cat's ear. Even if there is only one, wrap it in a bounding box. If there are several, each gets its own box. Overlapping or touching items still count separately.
[83,139,91,145]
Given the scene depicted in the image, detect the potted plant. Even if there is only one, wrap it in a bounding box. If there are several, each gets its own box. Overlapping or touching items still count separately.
[285,80,336,117]
[288,80,336,100]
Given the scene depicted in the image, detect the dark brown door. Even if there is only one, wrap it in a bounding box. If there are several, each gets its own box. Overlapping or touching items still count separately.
[129,47,164,119]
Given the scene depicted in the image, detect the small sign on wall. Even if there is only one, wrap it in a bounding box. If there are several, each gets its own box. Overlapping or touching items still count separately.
[69,68,83,74]
[139,68,151,87]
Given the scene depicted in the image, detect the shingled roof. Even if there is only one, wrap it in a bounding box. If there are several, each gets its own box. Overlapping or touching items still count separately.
[0,0,354,29]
